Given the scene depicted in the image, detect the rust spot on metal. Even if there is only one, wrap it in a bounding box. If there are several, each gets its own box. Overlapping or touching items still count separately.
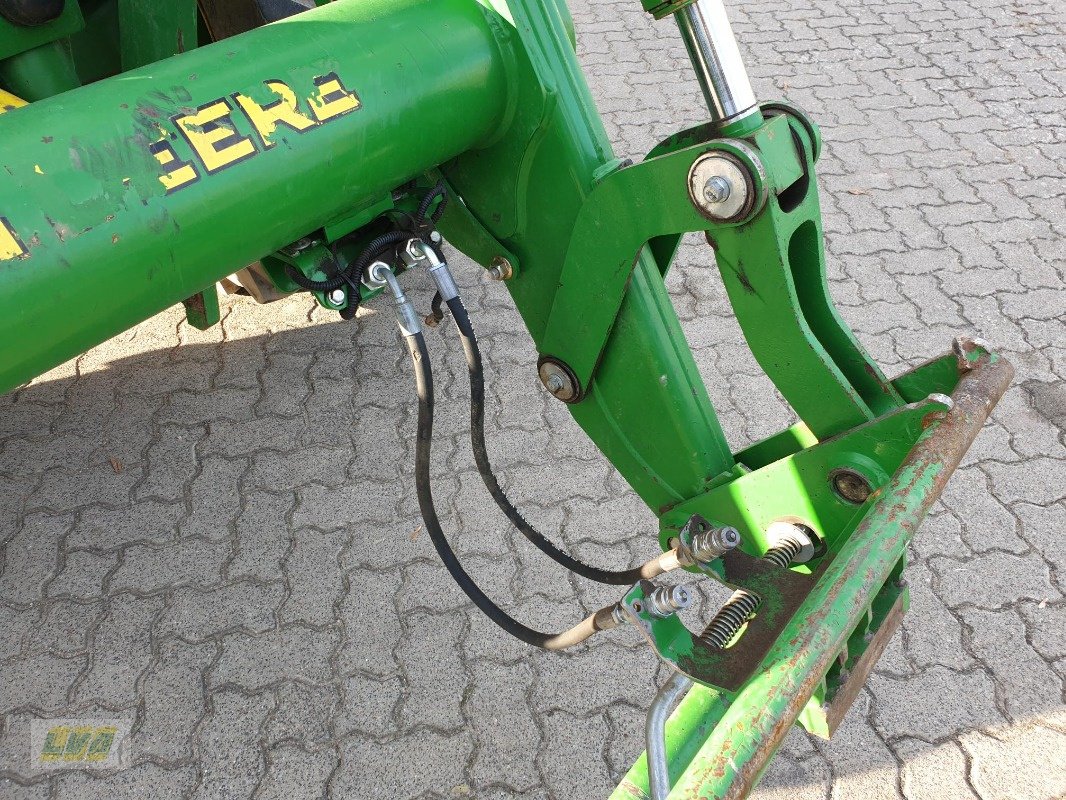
[864,360,893,393]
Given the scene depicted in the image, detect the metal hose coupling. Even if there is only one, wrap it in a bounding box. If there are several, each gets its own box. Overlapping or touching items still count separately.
[646,584,693,618]
[674,514,741,569]
[367,261,422,337]
[689,525,741,564]
[404,238,460,302]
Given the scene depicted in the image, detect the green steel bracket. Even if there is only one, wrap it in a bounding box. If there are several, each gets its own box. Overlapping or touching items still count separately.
[534,125,770,400]
[798,575,909,738]
[0,2,84,61]
[634,393,948,693]
[613,339,1013,800]
[182,284,221,330]
[537,110,900,438]
[641,102,823,280]
[623,581,698,664]
[435,176,521,279]
[659,392,952,556]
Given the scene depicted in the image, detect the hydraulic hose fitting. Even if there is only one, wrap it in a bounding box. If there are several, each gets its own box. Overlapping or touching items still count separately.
[646,585,693,618]
[368,260,422,337]
[689,525,741,564]
[404,238,460,302]
[674,514,741,569]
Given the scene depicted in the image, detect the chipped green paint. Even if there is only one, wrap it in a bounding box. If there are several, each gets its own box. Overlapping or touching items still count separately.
[0,0,510,393]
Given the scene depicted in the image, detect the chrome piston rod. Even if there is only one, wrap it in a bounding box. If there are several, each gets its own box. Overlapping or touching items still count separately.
[675,0,759,126]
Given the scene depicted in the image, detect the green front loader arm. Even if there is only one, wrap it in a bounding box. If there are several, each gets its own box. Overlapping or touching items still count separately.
[0,0,1011,797]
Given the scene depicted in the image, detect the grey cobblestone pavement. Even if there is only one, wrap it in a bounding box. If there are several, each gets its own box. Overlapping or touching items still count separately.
[1,0,1064,797]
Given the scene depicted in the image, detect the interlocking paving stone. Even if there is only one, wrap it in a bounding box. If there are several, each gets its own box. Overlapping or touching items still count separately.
[133,639,215,764]
[896,739,981,800]
[0,0,1064,796]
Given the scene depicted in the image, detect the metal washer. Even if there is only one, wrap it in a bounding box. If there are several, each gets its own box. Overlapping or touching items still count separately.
[688,151,754,222]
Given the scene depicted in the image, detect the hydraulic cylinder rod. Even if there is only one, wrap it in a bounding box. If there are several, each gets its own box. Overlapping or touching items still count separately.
[0,0,510,393]
[675,0,758,128]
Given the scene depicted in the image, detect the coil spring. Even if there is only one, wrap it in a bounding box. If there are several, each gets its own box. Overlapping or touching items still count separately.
[697,535,806,649]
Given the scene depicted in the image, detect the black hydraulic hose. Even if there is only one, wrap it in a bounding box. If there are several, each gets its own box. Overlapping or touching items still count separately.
[286,184,446,298]
[405,329,620,650]
[444,295,650,586]
[286,230,413,295]
[416,179,448,223]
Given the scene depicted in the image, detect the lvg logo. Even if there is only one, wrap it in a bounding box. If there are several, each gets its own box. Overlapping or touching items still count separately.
[31,719,131,771]
[150,71,361,194]
[41,724,117,763]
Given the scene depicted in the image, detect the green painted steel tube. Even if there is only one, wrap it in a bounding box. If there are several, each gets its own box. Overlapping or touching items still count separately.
[612,350,1013,800]
[0,0,510,393]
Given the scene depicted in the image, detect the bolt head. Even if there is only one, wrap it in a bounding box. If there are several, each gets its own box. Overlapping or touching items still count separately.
[405,239,427,262]
[429,231,443,244]
[829,469,873,505]
[537,359,579,402]
[328,289,346,306]
[688,151,756,222]
[488,256,513,281]
[703,175,732,204]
